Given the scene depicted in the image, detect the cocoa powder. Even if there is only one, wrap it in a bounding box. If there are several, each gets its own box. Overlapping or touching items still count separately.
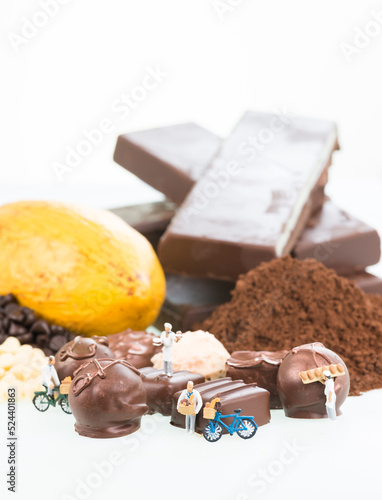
[203,256,382,396]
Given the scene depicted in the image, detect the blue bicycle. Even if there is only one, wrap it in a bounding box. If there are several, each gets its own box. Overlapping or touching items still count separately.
[203,405,258,442]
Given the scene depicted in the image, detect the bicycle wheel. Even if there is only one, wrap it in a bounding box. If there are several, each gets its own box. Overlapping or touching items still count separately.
[237,419,257,439]
[33,394,50,412]
[203,422,223,442]
[60,396,72,415]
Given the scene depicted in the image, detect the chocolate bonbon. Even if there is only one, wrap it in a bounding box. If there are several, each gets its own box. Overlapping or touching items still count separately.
[226,350,290,409]
[107,329,162,369]
[170,378,270,433]
[277,343,350,419]
[159,111,338,281]
[114,123,221,204]
[294,199,381,273]
[69,358,148,438]
[139,367,204,416]
[55,335,114,381]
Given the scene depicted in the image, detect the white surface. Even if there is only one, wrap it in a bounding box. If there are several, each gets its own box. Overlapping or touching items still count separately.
[0,390,381,500]
[1,1,382,499]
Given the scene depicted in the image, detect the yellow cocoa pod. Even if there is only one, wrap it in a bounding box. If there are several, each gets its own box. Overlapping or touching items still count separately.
[0,201,165,336]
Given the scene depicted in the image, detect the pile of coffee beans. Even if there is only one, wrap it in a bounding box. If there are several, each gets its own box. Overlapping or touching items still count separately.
[0,294,76,356]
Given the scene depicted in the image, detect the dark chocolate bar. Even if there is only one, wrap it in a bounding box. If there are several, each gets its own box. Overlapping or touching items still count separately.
[294,200,381,273]
[154,274,234,332]
[110,200,176,250]
[159,111,338,281]
[347,271,382,296]
[139,367,204,416]
[170,377,270,433]
[114,123,221,204]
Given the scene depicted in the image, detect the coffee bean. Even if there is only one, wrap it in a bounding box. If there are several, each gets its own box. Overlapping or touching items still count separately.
[35,333,50,347]
[18,332,34,345]
[0,294,17,307]
[41,346,53,357]
[8,322,28,337]
[50,324,66,336]
[20,307,36,327]
[8,307,25,323]
[0,333,7,344]
[30,320,51,335]
[4,303,19,315]
[49,334,68,352]
[2,317,10,332]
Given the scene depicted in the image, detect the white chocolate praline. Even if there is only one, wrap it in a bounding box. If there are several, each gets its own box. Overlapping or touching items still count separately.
[151,330,230,380]
[0,337,47,403]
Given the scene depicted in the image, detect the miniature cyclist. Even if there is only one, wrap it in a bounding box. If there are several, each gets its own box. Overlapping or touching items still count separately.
[177,381,203,434]
[41,355,60,398]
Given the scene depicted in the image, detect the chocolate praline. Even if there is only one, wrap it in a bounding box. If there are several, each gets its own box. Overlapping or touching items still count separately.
[107,329,162,369]
[54,335,114,381]
[277,342,350,419]
[226,350,289,409]
[69,358,148,438]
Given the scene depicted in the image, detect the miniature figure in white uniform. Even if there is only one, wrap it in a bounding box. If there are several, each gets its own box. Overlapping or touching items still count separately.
[177,381,203,434]
[41,356,60,397]
[323,370,336,420]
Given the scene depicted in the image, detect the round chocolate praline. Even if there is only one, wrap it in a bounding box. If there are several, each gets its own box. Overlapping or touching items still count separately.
[277,342,350,419]
[55,335,114,381]
[107,329,162,369]
[69,358,148,438]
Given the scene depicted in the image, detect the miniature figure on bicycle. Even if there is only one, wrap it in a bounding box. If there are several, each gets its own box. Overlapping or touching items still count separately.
[41,355,60,399]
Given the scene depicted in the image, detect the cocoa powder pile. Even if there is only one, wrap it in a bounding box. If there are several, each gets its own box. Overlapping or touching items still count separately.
[203,256,382,396]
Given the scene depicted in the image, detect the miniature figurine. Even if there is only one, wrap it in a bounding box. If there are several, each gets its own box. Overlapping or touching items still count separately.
[177,381,203,433]
[322,370,336,420]
[153,322,181,377]
[33,376,72,414]
[41,355,60,398]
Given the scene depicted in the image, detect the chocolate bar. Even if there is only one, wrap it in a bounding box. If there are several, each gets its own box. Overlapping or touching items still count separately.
[158,111,338,281]
[347,271,382,296]
[294,200,381,273]
[170,377,270,433]
[139,367,204,416]
[110,200,176,250]
[113,123,328,213]
[154,274,234,332]
[226,350,290,409]
[114,123,221,204]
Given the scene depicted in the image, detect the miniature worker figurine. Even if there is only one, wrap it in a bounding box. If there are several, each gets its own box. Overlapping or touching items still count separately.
[177,381,203,434]
[41,355,60,398]
[323,370,336,420]
[156,322,180,377]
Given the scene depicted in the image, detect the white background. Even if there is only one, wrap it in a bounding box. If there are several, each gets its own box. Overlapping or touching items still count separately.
[1,1,382,499]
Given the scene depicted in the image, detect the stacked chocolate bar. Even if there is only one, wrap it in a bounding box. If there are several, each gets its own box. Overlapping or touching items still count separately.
[112,113,382,331]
